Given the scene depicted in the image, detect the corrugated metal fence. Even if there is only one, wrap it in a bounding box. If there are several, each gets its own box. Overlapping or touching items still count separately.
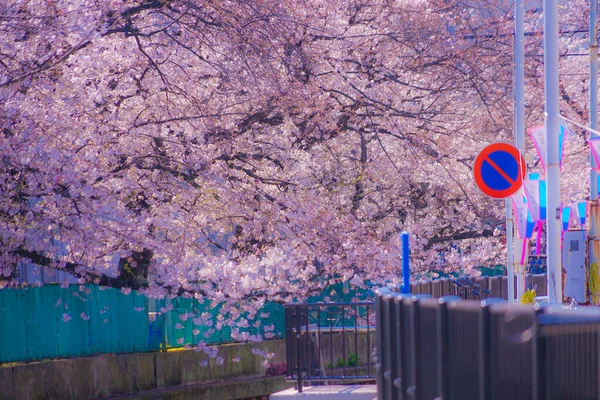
[0,285,285,364]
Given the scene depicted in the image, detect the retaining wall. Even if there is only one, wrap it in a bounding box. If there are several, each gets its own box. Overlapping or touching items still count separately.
[0,340,286,400]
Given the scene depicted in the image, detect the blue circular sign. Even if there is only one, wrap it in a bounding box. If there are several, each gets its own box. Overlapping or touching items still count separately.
[474,143,526,198]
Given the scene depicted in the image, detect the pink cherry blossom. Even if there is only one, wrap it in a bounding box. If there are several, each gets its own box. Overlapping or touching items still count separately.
[0,0,595,343]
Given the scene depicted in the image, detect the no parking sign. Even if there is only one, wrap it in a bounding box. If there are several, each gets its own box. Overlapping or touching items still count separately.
[473,143,527,199]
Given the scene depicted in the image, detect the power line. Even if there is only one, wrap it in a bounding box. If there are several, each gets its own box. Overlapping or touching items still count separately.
[458,28,589,40]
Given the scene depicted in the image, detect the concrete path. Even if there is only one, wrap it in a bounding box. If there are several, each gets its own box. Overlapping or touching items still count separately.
[269,385,376,400]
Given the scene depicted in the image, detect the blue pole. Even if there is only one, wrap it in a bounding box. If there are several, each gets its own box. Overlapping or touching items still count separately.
[401,232,411,294]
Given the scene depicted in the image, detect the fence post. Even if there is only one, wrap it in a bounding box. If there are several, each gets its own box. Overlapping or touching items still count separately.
[295,305,303,393]
[437,295,462,400]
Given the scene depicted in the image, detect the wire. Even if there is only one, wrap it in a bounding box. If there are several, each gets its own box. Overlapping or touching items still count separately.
[559,113,600,136]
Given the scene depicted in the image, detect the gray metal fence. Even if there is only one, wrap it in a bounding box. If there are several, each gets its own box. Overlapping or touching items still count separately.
[284,302,376,392]
[374,286,600,400]
[408,273,548,301]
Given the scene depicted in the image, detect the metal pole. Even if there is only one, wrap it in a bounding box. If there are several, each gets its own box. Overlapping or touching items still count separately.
[543,0,563,304]
[401,232,411,294]
[589,0,600,305]
[515,0,525,177]
[590,205,600,304]
[514,0,526,303]
[591,0,599,199]
[506,200,515,303]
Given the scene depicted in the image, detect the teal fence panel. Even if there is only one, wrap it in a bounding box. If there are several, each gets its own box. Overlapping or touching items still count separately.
[0,289,28,362]
[160,297,285,348]
[115,290,149,353]
[0,285,152,363]
[0,285,286,364]
[307,282,374,303]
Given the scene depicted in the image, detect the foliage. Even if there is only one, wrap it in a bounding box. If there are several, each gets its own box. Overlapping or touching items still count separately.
[521,289,536,304]
[589,262,600,305]
[0,0,595,334]
[265,362,287,376]
[333,352,360,368]
[348,352,360,367]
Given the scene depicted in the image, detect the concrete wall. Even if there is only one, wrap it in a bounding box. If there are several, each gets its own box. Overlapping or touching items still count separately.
[123,376,289,400]
[0,340,286,400]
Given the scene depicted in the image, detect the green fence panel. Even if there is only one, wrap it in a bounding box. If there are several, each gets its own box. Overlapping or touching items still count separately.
[115,290,148,353]
[36,286,61,359]
[0,289,28,362]
[0,285,152,363]
[87,287,112,355]
[166,297,193,347]
[258,301,285,338]
[56,287,76,359]
[1,283,310,363]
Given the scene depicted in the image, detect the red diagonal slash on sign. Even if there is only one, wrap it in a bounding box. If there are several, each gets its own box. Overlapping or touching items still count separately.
[483,154,516,186]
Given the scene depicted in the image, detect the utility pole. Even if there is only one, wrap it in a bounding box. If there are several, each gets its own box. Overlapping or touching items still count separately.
[543,0,562,304]
[591,0,599,197]
[589,0,599,305]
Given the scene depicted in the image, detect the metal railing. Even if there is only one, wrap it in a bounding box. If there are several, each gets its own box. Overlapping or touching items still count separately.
[284,302,376,392]
[409,273,548,301]
[282,274,551,394]
[450,278,491,300]
[374,287,600,400]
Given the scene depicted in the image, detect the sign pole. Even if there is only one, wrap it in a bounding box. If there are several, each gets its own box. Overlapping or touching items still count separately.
[543,0,562,304]
[512,0,526,303]
[506,199,515,302]
[473,143,526,299]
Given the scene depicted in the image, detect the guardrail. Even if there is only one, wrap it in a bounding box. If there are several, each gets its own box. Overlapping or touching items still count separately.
[374,287,600,400]
[410,273,548,301]
[450,278,491,300]
[284,302,376,392]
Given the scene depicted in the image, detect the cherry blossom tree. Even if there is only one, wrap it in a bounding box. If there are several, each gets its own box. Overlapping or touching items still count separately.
[0,0,595,313]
